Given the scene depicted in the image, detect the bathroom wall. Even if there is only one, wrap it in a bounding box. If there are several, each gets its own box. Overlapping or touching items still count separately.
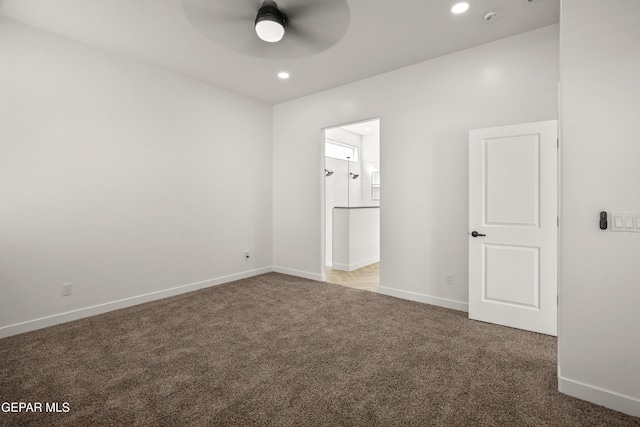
[325,128,362,266]
[324,126,380,267]
[359,132,381,207]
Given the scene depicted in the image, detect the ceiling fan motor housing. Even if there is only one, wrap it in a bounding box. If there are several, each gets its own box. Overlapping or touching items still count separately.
[255,0,287,28]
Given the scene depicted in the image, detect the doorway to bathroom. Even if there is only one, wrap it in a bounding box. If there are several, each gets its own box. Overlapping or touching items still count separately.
[323,119,380,292]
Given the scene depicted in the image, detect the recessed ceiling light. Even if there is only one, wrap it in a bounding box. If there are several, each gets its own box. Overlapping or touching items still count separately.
[451,2,470,14]
[278,71,290,79]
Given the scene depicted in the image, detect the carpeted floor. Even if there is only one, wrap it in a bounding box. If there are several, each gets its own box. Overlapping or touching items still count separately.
[1,273,638,426]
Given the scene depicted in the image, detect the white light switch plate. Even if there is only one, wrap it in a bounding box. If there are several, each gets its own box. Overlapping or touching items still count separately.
[610,213,640,233]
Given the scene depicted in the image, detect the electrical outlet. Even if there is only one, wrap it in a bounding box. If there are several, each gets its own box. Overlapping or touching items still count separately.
[61,283,72,296]
[244,251,250,259]
[445,274,453,285]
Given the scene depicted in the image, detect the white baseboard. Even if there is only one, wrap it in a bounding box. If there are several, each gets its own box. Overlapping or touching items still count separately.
[379,286,469,312]
[332,257,379,272]
[331,263,349,271]
[558,375,640,418]
[0,267,272,339]
[272,266,324,282]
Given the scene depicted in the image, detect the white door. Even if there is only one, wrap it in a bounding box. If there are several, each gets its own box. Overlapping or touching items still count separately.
[469,120,557,336]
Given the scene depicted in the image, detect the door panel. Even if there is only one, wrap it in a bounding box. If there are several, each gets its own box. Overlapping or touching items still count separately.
[469,120,557,336]
[485,135,540,227]
[484,244,539,309]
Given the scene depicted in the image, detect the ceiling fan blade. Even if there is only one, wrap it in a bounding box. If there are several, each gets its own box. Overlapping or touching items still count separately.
[286,23,331,48]
[182,0,257,52]
[283,0,344,21]
[182,0,256,25]
[181,0,350,59]
[280,0,350,53]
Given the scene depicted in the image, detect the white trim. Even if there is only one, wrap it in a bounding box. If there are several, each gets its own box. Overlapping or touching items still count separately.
[332,263,350,271]
[558,375,640,418]
[0,267,272,339]
[379,286,469,312]
[332,257,379,272]
[272,266,324,282]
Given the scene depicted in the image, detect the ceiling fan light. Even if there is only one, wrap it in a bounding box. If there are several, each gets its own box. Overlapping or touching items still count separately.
[255,20,285,43]
[255,1,286,43]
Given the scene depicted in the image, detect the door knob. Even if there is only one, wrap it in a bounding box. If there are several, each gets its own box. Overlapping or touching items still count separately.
[471,231,486,237]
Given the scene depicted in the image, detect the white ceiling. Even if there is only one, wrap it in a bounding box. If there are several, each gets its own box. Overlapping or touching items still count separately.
[0,0,559,105]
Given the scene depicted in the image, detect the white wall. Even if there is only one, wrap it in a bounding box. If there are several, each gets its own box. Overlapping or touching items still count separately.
[0,17,273,336]
[558,0,640,416]
[273,25,559,301]
[360,132,380,207]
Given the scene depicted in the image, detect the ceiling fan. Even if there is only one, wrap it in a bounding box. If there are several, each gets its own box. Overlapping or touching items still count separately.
[181,0,351,59]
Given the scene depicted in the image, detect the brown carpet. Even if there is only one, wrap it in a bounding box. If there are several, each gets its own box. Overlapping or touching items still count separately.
[1,273,638,427]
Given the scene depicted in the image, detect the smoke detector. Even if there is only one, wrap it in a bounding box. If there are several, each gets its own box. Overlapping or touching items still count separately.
[483,11,501,22]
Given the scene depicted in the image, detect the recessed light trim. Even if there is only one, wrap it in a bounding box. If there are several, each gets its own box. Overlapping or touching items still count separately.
[451,2,470,14]
[278,71,290,79]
